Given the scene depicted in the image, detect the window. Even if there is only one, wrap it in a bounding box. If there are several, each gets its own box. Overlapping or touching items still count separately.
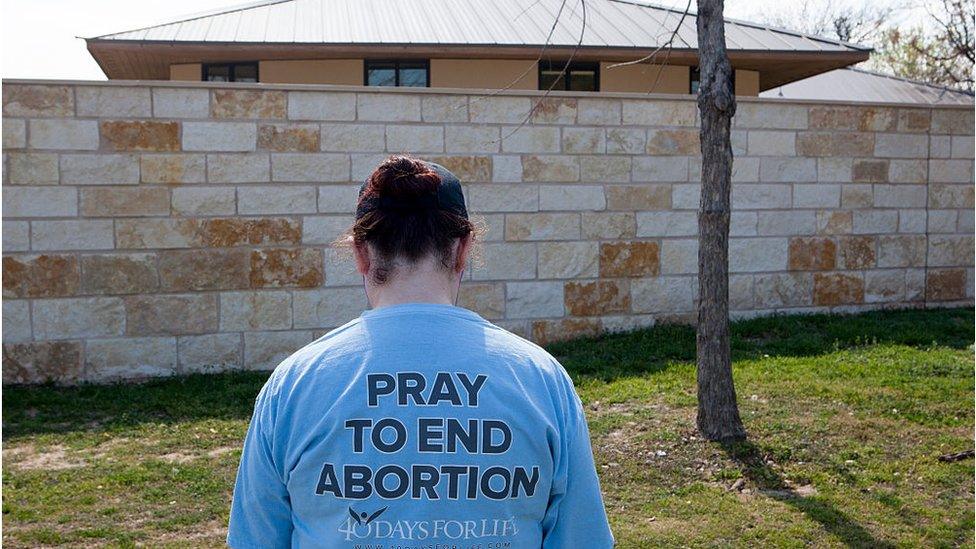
[365,60,429,87]
[203,62,259,83]
[690,66,735,94]
[538,61,599,92]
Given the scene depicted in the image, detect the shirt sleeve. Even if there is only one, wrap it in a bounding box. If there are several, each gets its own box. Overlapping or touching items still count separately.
[227,384,292,548]
[541,380,615,548]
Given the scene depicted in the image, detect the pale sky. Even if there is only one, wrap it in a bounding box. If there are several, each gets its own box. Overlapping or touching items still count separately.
[1,0,919,80]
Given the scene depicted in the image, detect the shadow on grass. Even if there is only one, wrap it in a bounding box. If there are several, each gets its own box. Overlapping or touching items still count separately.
[552,307,973,382]
[722,440,896,549]
[3,307,972,439]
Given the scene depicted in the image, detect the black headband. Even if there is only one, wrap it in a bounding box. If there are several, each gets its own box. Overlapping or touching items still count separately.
[355,161,468,220]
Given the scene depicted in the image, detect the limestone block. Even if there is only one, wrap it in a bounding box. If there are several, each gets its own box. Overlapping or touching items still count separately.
[421,95,468,123]
[578,99,621,125]
[636,211,697,237]
[158,249,250,291]
[86,337,177,382]
[632,276,695,313]
[539,185,605,211]
[183,122,256,152]
[471,242,536,280]
[457,283,504,319]
[152,88,209,118]
[31,220,114,251]
[100,120,180,152]
[599,241,660,277]
[172,187,236,216]
[243,330,316,370]
[220,291,292,331]
[2,341,83,385]
[538,241,599,279]
[562,127,606,154]
[29,119,99,150]
[3,254,80,298]
[730,238,788,272]
[605,184,671,210]
[211,89,286,119]
[632,156,688,182]
[530,98,577,124]
[3,85,73,117]
[606,128,646,154]
[8,153,59,184]
[445,126,500,153]
[80,253,159,295]
[506,281,565,319]
[467,184,538,212]
[272,153,349,182]
[124,294,218,335]
[32,297,125,339]
[3,186,76,217]
[238,186,317,215]
[80,187,169,217]
[320,123,385,153]
[622,100,696,126]
[250,247,324,288]
[141,154,206,184]
[788,237,837,271]
[178,333,243,373]
[387,125,445,153]
[746,130,796,156]
[293,287,367,328]
[257,123,320,152]
[581,212,636,239]
[813,273,864,305]
[76,86,151,117]
[357,94,422,122]
[564,279,630,316]
[288,91,356,121]
[754,273,813,308]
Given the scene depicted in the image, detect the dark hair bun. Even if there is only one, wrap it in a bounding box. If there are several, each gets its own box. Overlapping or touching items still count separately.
[362,155,441,204]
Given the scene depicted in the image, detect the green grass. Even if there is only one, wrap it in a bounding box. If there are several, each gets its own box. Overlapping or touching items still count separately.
[4,307,974,547]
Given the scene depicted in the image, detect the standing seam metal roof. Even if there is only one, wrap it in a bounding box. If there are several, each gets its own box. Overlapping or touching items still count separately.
[91,0,870,53]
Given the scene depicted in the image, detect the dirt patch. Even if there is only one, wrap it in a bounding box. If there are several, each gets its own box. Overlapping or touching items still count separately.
[4,444,86,471]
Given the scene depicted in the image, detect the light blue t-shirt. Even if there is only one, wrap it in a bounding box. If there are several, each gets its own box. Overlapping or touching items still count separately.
[227,302,614,548]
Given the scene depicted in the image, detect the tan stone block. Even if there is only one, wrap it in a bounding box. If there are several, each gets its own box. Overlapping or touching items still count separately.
[32,297,125,339]
[3,118,26,149]
[85,336,177,382]
[288,91,357,121]
[760,157,816,182]
[3,222,29,252]
[841,185,873,208]
[183,122,256,152]
[538,241,599,279]
[238,186,317,215]
[358,94,422,122]
[3,254,80,298]
[387,125,444,153]
[864,270,905,303]
[444,126,500,153]
[813,273,864,305]
[7,153,59,185]
[172,187,237,216]
[77,86,151,117]
[540,185,606,211]
[522,155,579,182]
[80,253,159,295]
[599,241,660,277]
[852,159,888,183]
[796,132,874,157]
[116,218,202,249]
[471,242,536,280]
[633,157,689,182]
[491,155,522,182]
[501,127,559,154]
[816,210,853,235]
[202,217,301,247]
[457,283,505,320]
[874,133,928,158]
[897,108,930,132]
[530,318,603,346]
[61,154,139,185]
[421,95,468,123]
[926,269,966,301]
[3,341,83,385]
[158,249,250,291]
[80,187,170,217]
[888,160,927,183]
[622,100,696,126]
[606,128,645,154]
[929,184,974,208]
[469,97,531,124]
[207,153,269,183]
[505,213,579,241]
[661,239,698,275]
[425,156,492,182]
[212,89,286,119]
[562,127,605,154]
[730,237,789,272]
[929,235,975,267]
[3,300,30,343]
[818,158,853,183]
[788,237,836,271]
[178,334,242,373]
[808,106,896,131]
[272,153,349,182]
[152,88,210,118]
[646,128,699,155]
[257,123,320,152]
[565,280,630,316]
[250,248,324,288]
[3,85,73,117]
[605,185,670,210]
[578,99,621,125]
[302,215,353,245]
[746,130,796,156]
[877,235,926,268]
[317,185,359,213]
[467,185,538,213]
[100,120,180,152]
[292,287,367,328]
[124,294,218,335]
[29,119,99,150]
[930,159,974,183]
[506,281,564,318]
[581,212,635,239]
[931,108,974,134]
[580,156,630,183]
[220,291,292,331]
[754,273,813,308]
[31,220,114,251]
[631,276,695,313]
[838,236,876,270]
[141,154,206,184]
[734,103,807,129]
[529,98,577,124]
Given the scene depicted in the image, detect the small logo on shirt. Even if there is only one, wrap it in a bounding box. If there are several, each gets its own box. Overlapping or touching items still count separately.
[349,505,388,526]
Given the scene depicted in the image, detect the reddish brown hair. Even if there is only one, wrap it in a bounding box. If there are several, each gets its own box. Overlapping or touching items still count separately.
[350,155,475,284]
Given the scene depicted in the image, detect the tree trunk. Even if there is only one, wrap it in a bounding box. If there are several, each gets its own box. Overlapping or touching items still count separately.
[695,0,746,442]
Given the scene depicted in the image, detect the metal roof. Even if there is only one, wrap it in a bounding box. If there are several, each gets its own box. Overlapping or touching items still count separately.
[762,67,975,105]
[91,0,869,54]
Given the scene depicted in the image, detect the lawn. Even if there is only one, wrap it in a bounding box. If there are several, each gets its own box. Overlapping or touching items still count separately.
[3,307,973,548]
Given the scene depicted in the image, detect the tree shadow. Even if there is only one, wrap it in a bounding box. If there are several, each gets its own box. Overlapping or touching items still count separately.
[722,440,896,549]
[554,307,973,383]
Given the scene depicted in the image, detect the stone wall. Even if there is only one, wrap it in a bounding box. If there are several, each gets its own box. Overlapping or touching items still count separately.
[2,80,973,384]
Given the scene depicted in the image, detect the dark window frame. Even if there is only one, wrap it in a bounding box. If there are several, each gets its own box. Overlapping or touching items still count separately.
[364,59,430,87]
[201,61,259,83]
[538,60,600,92]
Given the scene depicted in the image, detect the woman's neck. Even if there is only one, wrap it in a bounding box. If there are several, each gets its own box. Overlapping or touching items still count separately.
[365,263,460,309]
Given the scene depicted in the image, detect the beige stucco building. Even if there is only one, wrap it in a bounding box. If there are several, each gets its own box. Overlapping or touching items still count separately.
[86,0,869,97]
